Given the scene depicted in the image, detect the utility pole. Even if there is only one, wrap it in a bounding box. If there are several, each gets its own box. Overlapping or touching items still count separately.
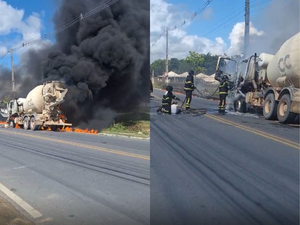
[152,69,154,85]
[165,27,169,83]
[10,49,15,99]
[244,0,250,57]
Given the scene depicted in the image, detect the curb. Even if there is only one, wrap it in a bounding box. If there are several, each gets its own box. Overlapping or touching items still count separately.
[98,133,150,140]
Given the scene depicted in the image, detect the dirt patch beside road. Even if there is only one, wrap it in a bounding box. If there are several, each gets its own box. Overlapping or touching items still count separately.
[0,195,34,225]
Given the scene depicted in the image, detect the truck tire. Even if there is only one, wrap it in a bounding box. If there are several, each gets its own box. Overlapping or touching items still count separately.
[234,96,246,113]
[277,94,297,123]
[30,117,37,131]
[263,93,277,120]
[23,117,29,130]
[9,120,15,128]
[50,126,58,131]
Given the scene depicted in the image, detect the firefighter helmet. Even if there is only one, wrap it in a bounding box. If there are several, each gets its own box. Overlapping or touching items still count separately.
[188,70,194,76]
[166,86,173,92]
[222,75,229,80]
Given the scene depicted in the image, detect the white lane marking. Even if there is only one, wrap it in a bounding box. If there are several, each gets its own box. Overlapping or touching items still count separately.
[0,182,42,218]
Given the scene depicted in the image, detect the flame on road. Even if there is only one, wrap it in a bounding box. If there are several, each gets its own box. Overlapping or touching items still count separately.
[1,121,98,134]
[61,127,98,134]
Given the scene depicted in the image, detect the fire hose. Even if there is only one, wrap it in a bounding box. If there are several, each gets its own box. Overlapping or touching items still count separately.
[194,86,219,99]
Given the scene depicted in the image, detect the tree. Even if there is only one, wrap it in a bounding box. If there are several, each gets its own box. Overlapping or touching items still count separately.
[169,58,179,72]
[0,95,11,105]
[201,53,219,75]
[150,59,165,76]
[178,59,193,74]
[150,52,220,75]
[185,51,205,73]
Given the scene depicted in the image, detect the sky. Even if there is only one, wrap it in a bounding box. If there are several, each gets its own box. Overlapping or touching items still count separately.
[0,0,298,69]
[150,0,297,63]
[0,0,60,68]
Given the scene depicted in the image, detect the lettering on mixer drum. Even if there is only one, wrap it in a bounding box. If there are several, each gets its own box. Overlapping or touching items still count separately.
[278,54,292,72]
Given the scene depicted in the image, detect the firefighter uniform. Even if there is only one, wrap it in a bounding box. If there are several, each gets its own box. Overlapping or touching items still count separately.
[160,86,180,114]
[218,76,230,114]
[184,70,195,110]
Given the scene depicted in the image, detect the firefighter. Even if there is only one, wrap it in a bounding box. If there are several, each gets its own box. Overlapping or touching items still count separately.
[157,86,180,114]
[218,75,230,114]
[184,70,195,110]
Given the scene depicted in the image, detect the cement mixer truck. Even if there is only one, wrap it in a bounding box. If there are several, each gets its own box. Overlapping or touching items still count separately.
[0,81,72,130]
[215,31,300,123]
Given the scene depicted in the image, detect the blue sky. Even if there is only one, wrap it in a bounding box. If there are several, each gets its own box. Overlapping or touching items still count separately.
[150,0,278,62]
[171,0,269,40]
[0,0,294,68]
[0,0,59,69]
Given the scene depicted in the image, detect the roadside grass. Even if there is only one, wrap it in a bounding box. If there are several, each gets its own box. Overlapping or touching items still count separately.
[0,195,34,225]
[102,107,150,138]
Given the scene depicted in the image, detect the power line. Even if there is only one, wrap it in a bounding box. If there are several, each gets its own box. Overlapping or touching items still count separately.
[151,0,213,46]
[201,10,244,38]
[195,0,285,39]
[0,0,119,60]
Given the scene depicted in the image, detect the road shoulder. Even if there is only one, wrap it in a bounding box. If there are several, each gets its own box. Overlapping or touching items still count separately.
[0,194,35,225]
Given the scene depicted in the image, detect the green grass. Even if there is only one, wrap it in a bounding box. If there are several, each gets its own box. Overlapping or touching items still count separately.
[101,107,150,138]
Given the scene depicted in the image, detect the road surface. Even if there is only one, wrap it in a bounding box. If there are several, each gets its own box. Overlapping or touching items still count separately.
[0,128,150,225]
[151,88,299,225]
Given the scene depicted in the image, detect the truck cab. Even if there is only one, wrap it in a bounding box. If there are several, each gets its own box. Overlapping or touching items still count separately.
[0,98,25,127]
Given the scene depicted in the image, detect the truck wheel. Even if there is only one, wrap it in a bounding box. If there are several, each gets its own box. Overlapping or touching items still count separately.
[50,126,58,131]
[234,96,246,113]
[263,93,277,120]
[9,120,15,128]
[30,117,37,131]
[23,117,29,130]
[277,94,297,123]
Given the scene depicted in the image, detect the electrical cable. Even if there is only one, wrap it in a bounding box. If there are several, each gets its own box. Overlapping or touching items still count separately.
[0,0,119,60]
[151,0,213,46]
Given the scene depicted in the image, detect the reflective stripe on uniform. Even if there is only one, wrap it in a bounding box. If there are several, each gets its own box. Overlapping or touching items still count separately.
[219,81,229,87]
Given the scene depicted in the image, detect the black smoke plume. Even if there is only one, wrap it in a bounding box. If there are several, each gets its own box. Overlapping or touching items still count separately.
[249,0,299,55]
[1,0,150,130]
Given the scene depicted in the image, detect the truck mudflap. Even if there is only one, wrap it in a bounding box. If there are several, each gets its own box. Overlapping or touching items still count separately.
[290,88,300,114]
[290,101,300,114]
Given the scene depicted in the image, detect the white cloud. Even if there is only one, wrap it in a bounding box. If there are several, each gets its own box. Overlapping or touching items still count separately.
[150,0,264,63]
[150,0,227,63]
[202,7,213,20]
[227,22,264,55]
[0,0,23,35]
[0,45,7,56]
[0,0,50,59]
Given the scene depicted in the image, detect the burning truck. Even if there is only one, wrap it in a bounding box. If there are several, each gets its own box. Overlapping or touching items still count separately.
[0,81,72,130]
[215,31,300,123]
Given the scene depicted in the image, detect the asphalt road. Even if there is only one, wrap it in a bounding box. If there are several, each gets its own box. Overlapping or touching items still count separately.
[0,128,150,225]
[151,88,299,225]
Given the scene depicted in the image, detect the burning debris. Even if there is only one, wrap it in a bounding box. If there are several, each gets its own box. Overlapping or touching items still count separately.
[0,0,150,131]
[0,120,98,134]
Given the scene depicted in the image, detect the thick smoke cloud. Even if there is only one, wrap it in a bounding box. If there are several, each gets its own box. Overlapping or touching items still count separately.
[1,0,150,130]
[226,0,299,57]
[248,0,299,55]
